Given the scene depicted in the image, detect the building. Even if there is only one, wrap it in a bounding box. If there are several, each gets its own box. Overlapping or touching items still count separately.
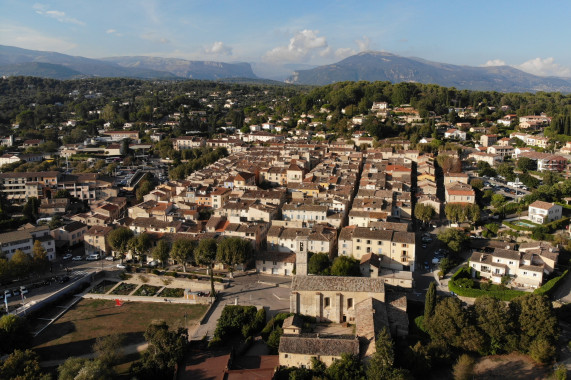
[518,152,567,172]
[444,128,467,140]
[172,136,206,151]
[0,225,55,260]
[480,134,498,147]
[255,251,296,276]
[290,275,386,323]
[84,226,113,257]
[0,171,60,203]
[101,130,139,142]
[51,221,88,247]
[528,201,562,224]
[445,182,476,204]
[279,334,359,368]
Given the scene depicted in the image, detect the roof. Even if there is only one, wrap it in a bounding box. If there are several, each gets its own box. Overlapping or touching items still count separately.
[61,221,87,233]
[529,200,558,210]
[86,226,113,236]
[279,334,359,356]
[291,275,385,293]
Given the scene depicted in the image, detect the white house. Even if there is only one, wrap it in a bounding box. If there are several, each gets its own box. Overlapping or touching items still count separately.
[528,201,562,224]
[444,128,467,141]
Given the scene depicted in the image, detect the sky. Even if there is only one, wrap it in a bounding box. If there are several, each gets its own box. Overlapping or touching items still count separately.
[1,0,571,77]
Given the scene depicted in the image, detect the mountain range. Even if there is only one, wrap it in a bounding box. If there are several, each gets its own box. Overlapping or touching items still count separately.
[1,45,571,93]
[286,51,571,93]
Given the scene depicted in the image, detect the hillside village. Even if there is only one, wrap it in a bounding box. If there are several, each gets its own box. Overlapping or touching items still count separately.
[0,78,570,378]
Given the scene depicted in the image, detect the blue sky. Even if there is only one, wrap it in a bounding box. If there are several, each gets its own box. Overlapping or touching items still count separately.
[1,0,570,77]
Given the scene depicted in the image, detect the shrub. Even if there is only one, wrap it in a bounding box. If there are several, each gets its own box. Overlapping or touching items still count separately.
[455,278,475,289]
[166,271,178,277]
[213,305,257,342]
[453,354,475,380]
[162,278,173,286]
[534,269,569,297]
[138,275,149,283]
[152,269,160,275]
[528,338,556,364]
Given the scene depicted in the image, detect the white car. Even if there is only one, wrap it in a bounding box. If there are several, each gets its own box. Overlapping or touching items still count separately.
[72,256,83,261]
[105,256,114,261]
[63,253,72,260]
[116,263,126,269]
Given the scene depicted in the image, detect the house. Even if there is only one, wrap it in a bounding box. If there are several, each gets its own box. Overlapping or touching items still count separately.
[445,182,475,204]
[84,226,113,257]
[443,172,469,187]
[480,134,498,147]
[337,226,416,271]
[528,201,562,224]
[444,128,466,140]
[267,224,337,258]
[172,136,206,150]
[0,154,21,167]
[38,198,70,215]
[518,152,567,172]
[279,334,359,368]
[487,145,514,157]
[468,152,503,166]
[255,251,296,276]
[101,130,139,142]
[51,221,88,247]
[0,171,60,203]
[0,225,56,260]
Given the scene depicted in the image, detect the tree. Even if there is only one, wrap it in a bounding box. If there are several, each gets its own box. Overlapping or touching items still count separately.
[32,240,49,273]
[128,233,152,266]
[473,296,517,354]
[325,353,365,380]
[136,179,153,202]
[194,238,218,296]
[330,256,360,276]
[170,238,196,272]
[216,237,253,275]
[491,194,506,209]
[452,354,475,380]
[511,294,558,350]
[0,349,49,380]
[58,357,89,380]
[517,157,537,172]
[152,240,171,268]
[133,321,188,379]
[22,197,40,222]
[92,334,124,367]
[107,227,134,262]
[74,359,113,380]
[414,204,436,225]
[437,228,468,255]
[0,315,32,355]
[528,338,556,364]
[424,282,436,322]
[54,189,71,199]
[10,250,32,279]
[308,252,331,275]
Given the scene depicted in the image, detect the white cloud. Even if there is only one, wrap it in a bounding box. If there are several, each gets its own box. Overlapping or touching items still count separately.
[33,3,85,26]
[334,47,355,59]
[0,24,77,52]
[356,36,370,52]
[106,29,123,37]
[203,41,232,56]
[482,59,506,67]
[264,29,329,63]
[516,57,571,77]
[141,33,170,44]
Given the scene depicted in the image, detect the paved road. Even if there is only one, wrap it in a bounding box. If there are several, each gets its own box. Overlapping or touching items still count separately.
[191,273,291,340]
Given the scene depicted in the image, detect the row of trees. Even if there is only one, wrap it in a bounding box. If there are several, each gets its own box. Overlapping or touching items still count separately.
[308,253,361,276]
[108,228,253,296]
[0,241,51,284]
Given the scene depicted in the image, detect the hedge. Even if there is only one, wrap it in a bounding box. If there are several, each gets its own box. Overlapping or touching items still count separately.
[534,269,569,297]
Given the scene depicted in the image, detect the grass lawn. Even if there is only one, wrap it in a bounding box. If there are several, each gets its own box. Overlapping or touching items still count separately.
[33,298,208,361]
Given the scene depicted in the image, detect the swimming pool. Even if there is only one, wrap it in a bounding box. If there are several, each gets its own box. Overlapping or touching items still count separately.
[511,220,537,228]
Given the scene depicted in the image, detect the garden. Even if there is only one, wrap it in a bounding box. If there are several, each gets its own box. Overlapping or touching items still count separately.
[133,284,161,297]
[110,282,138,296]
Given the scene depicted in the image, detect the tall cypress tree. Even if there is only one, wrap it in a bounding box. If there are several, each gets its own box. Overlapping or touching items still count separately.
[424,281,436,322]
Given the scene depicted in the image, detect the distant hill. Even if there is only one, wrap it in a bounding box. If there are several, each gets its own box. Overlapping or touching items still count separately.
[0,45,257,80]
[102,56,257,80]
[0,62,84,80]
[286,51,571,93]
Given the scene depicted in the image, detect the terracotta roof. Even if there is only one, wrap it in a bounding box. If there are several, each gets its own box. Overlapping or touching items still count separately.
[529,200,557,210]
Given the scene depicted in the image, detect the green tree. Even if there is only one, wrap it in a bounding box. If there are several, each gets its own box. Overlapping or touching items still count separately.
[128,233,152,266]
[136,179,153,202]
[152,240,171,268]
[216,237,253,276]
[194,238,218,296]
[74,359,113,380]
[414,203,436,225]
[424,282,436,322]
[107,227,134,263]
[10,250,32,279]
[491,194,506,208]
[452,354,475,380]
[437,228,468,255]
[473,296,517,354]
[0,315,32,355]
[330,256,360,276]
[308,252,331,275]
[58,357,89,380]
[511,294,558,350]
[32,240,49,273]
[528,338,556,364]
[517,157,537,172]
[133,321,188,379]
[170,238,196,272]
[92,334,124,367]
[22,197,40,222]
[325,353,365,380]
[0,349,49,380]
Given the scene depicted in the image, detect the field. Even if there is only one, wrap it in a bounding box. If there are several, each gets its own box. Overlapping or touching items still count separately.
[473,353,549,379]
[32,298,208,361]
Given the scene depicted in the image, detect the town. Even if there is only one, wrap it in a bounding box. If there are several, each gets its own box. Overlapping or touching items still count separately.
[0,77,569,379]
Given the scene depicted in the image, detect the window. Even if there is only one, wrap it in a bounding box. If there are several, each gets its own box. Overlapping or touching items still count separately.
[273,261,277,265]
[324,297,330,308]
[347,298,353,308]
[284,354,288,358]
[356,239,361,243]
[509,261,514,265]
[377,241,382,245]
[367,240,371,244]
[356,246,361,250]
[402,243,407,247]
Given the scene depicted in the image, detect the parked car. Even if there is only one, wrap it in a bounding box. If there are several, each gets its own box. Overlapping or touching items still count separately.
[4,290,12,298]
[12,288,20,297]
[63,253,72,260]
[72,256,83,261]
[421,244,428,249]
[86,254,100,261]
[423,261,430,270]
[105,256,114,261]
[116,263,126,269]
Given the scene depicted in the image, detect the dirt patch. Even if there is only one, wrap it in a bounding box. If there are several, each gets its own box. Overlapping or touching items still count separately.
[32,298,208,361]
[474,353,549,380]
